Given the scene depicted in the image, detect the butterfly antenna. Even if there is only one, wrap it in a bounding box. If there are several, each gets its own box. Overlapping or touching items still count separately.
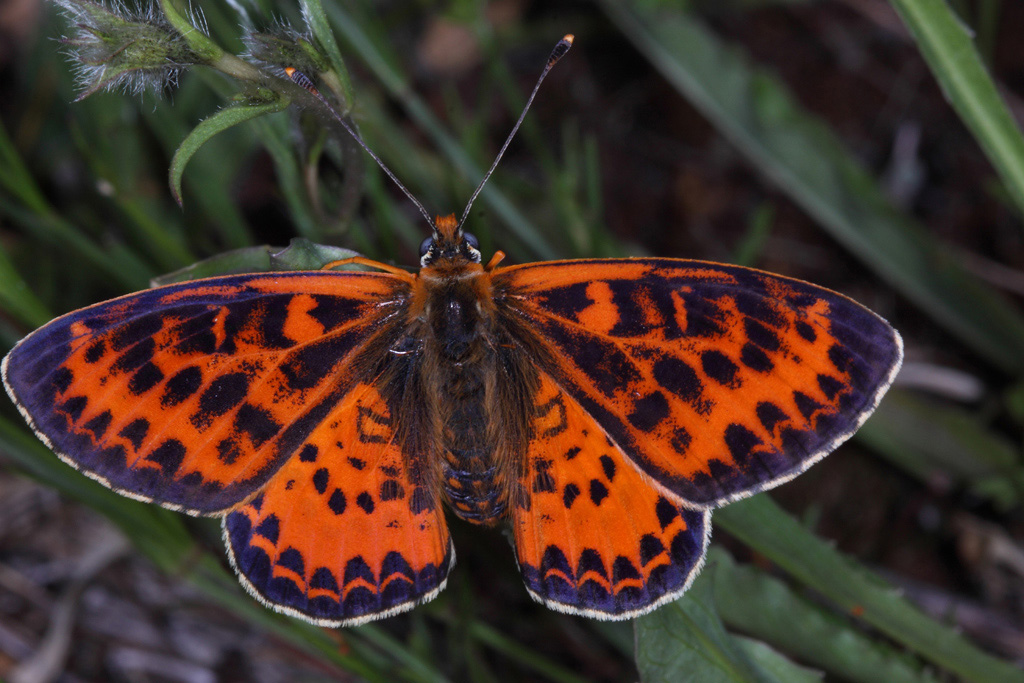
[458,34,574,230]
[284,67,435,229]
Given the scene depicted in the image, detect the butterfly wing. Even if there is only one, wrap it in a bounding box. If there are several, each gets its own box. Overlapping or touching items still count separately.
[2,271,410,515]
[495,258,902,508]
[514,372,709,618]
[224,381,452,626]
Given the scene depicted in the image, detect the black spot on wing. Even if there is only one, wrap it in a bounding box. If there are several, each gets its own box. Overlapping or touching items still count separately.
[112,337,155,374]
[52,367,74,393]
[277,547,305,575]
[235,403,280,447]
[639,534,665,565]
[254,514,279,543]
[84,340,106,364]
[110,314,163,352]
[310,567,338,592]
[147,439,186,476]
[61,395,88,422]
[654,355,711,414]
[701,350,740,388]
[162,366,202,407]
[128,362,164,395]
[83,410,112,440]
[535,282,592,322]
[119,418,150,451]
[607,280,684,339]
[817,374,845,401]
[308,295,368,331]
[279,331,363,391]
[298,444,318,462]
[191,372,250,429]
[563,483,580,508]
[655,497,679,529]
[312,468,329,494]
[744,318,781,352]
[756,402,789,433]
[327,489,346,515]
[627,391,670,432]
[794,391,824,421]
[599,455,616,481]
[740,343,773,372]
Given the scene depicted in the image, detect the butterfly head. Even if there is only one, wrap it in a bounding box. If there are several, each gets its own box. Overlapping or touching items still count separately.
[420,214,481,267]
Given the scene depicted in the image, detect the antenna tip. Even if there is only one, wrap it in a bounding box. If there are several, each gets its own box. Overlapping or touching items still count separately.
[549,35,574,65]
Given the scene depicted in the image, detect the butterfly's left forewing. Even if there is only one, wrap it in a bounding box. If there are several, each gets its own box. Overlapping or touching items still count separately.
[495,258,902,508]
[2,272,410,514]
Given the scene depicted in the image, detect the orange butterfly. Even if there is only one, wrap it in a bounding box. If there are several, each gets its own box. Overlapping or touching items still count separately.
[2,36,901,626]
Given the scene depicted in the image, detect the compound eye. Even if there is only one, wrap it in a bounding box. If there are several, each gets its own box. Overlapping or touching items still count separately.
[464,232,480,249]
[419,236,434,257]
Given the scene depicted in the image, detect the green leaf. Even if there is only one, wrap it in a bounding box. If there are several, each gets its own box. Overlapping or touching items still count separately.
[709,548,939,683]
[856,389,1024,510]
[714,495,1024,683]
[732,637,822,683]
[599,1,1024,373]
[150,238,361,286]
[634,569,783,683]
[890,0,1024,224]
[170,96,290,205]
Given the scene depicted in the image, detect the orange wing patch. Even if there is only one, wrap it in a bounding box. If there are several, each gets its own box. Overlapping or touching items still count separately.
[514,373,709,619]
[224,382,453,626]
[2,272,410,514]
[496,258,903,508]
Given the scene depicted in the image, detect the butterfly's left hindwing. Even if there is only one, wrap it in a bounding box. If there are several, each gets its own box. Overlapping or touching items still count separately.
[495,258,903,508]
[2,272,410,514]
[224,382,453,626]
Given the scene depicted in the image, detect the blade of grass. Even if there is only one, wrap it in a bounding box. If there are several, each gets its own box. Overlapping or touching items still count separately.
[889,0,1024,225]
[634,571,784,683]
[856,389,1024,510]
[708,547,940,683]
[714,495,1024,683]
[599,1,1024,373]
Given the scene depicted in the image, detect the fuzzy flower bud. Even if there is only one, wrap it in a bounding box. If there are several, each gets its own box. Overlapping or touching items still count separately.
[53,0,204,99]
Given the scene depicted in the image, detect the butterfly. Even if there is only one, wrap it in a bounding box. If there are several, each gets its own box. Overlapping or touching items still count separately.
[2,35,902,627]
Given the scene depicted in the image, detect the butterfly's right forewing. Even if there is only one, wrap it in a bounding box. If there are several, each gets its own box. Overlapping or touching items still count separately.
[3,272,411,515]
[495,258,902,509]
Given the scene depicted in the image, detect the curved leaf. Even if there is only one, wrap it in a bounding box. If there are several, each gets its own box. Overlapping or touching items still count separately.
[170,96,289,205]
